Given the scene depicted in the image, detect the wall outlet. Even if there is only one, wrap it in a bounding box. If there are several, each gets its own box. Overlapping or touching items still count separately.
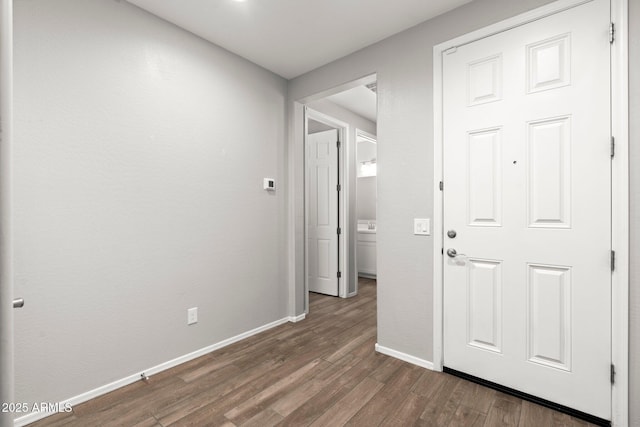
[187,307,198,325]
[263,178,276,191]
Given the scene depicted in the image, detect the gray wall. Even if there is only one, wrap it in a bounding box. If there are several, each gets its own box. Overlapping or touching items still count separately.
[628,0,639,424]
[14,0,287,408]
[289,0,638,417]
[306,99,376,295]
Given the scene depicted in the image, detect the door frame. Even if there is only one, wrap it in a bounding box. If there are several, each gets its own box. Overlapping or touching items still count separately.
[0,1,14,426]
[304,107,349,307]
[432,0,629,425]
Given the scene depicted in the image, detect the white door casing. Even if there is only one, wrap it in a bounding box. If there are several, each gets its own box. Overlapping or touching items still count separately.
[442,0,611,420]
[0,1,13,427]
[307,129,339,296]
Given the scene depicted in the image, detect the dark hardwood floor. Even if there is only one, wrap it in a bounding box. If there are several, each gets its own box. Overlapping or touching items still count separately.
[31,278,595,427]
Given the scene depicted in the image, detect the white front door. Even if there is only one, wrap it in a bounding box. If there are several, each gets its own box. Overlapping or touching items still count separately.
[307,129,339,296]
[443,0,611,419]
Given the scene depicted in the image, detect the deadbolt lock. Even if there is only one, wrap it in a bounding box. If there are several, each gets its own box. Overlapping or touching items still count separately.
[447,230,457,238]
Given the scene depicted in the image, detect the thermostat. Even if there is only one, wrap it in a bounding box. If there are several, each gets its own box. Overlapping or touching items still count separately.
[263,178,276,191]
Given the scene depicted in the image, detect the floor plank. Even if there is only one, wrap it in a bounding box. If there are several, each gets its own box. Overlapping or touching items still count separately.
[485,396,523,427]
[308,377,384,427]
[379,392,431,426]
[346,364,422,426]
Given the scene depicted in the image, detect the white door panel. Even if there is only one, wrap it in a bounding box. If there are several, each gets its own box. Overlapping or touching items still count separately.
[443,0,611,419]
[307,129,339,296]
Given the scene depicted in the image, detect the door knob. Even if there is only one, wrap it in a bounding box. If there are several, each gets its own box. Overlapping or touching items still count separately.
[13,298,24,308]
[447,248,466,258]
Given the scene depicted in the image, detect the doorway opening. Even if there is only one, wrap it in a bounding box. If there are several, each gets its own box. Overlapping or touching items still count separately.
[355,130,377,280]
[302,74,378,314]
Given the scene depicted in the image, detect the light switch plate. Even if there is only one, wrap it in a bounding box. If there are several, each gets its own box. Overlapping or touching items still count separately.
[414,218,430,235]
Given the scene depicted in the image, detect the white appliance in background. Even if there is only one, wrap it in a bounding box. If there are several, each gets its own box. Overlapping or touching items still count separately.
[357,220,376,278]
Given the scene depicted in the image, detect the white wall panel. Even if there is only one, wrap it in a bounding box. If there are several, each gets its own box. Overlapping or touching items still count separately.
[317,240,331,278]
[468,54,502,105]
[527,34,571,93]
[527,264,572,371]
[316,166,330,226]
[527,116,571,228]
[468,128,502,226]
[467,259,502,353]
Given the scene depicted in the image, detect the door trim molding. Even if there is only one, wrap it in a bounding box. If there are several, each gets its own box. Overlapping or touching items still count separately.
[305,108,350,303]
[0,1,14,426]
[432,1,629,425]
[609,1,629,425]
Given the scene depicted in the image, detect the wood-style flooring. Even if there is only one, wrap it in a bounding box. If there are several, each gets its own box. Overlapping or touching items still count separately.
[31,278,595,427]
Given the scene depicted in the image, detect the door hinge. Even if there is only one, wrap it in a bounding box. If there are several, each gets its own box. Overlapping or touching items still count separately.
[337,184,341,192]
[337,227,341,235]
[609,22,615,44]
[611,250,616,272]
[611,136,615,158]
[337,271,342,278]
[337,140,341,148]
[611,364,616,384]
[439,181,444,191]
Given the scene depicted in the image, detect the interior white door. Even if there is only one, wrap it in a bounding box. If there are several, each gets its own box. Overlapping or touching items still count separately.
[443,0,611,419]
[307,129,339,296]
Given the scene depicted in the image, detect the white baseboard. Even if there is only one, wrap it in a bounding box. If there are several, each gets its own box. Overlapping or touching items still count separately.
[288,313,306,323]
[375,343,435,370]
[14,317,291,427]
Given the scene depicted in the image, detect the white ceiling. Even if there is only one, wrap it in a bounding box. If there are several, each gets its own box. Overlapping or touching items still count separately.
[127,0,472,79]
[326,86,377,122]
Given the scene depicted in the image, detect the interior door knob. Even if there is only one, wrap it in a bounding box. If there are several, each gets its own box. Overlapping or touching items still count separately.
[447,248,467,259]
